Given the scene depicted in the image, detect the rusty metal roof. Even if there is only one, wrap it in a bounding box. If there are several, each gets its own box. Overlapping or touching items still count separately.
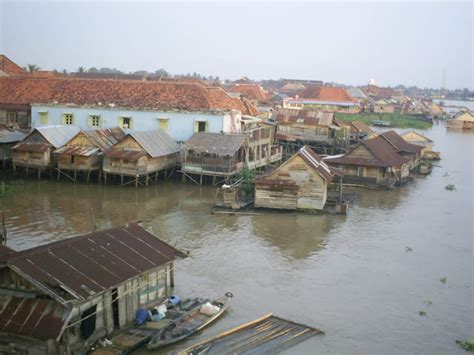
[12,142,50,152]
[0,129,26,144]
[0,296,69,341]
[0,245,16,263]
[274,109,334,126]
[380,130,423,155]
[54,145,100,157]
[103,149,147,161]
[130,129,180,158]
[5,223,179,304]
[54,128,126,156]
[183,132,247,157]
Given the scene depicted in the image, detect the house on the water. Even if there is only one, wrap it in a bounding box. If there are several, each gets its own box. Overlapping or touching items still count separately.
[102,129,180,186]
[54,128,126,182]
[181,128,282,185]
[0,76,259,139]
[0,223,181,354]
[11,125,80,177]
[283,86,360,113]
[373,99,396,113]
[447,111,474,130]
[273,109,349,149]
[254,146,342,211]
[379,130,423,170]
[0,129,26,168]
[324,135,411,188]
[401,131,439,160]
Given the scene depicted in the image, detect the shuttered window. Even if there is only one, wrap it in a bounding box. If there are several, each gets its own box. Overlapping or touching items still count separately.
[157,118,169,131]
[88,115,101,127]
[62,113,73,125]
[39,112,48,125]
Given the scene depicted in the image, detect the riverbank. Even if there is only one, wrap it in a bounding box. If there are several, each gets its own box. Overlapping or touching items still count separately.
[336,112,432,129]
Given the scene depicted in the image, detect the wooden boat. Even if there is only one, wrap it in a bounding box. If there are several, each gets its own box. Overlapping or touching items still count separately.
[147,292,233,350]
[372,120,391,127]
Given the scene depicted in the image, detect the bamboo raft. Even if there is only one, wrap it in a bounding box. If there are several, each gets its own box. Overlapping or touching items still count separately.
[177,313,324,354]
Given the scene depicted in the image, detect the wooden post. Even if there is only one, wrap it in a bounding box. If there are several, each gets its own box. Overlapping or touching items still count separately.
[37,169,41,179]
[121,174,124,186]
[135,176,138,188]
[170,265,175,288]
[104,172,107,185]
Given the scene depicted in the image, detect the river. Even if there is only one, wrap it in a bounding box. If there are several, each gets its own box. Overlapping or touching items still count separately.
[1,123,473,354]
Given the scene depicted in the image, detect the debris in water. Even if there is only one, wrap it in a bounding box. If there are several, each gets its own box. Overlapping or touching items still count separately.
[443,172,449,177]
[423,300,432,306]
[405,246,413,252]
[419,310,427,316]
[445,184,456,191]
[440,277,447,284]
[456,340,474,352]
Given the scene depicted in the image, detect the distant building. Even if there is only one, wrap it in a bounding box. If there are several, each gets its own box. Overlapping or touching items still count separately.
[373,99,396,113]
[0,223,181,354]
[226,84,270,105]
[283,87,360,113]
[0,55,26,76]
[447,111,474,130]
[401,130,439,159]
[0,129,26,167]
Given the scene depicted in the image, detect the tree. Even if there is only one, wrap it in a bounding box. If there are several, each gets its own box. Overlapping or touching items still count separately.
[154,68,169,77]
[78,67,86,73]
[88,67,99,73]
[25,64,40,72]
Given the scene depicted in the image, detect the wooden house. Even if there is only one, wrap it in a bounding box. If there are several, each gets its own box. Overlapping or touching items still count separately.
[0,129,26,168]
[324,135,411,188]
[11,125,80,177]
[373,99,395,113]
[447,111,474,130]
[401,131,440,160]
[102,129,179,186]
[283,87,360,113]
[379,130,423,170]
[0,223,182,355]
[254,146,341,211]
[181,130,282,185]
[54,128,125,182]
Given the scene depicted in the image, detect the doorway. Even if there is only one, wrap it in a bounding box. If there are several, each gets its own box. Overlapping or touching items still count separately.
[112,288,119,329]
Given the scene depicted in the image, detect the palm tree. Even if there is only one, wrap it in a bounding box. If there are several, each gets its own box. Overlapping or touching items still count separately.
[26,64,40,72]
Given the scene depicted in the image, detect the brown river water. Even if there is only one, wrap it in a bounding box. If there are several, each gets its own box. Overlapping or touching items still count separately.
[1,123,473,354]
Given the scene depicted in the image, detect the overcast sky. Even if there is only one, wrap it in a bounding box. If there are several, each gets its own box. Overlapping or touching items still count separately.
[1,1,472,89]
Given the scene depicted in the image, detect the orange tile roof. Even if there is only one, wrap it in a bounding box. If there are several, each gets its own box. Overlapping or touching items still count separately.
[297,86,357,103]
[0,76,251,113]
[0,55,25,76]
[226,84,269,102]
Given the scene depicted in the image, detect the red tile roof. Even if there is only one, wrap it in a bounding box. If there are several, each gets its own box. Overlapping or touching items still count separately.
[0,55,25,76]
[226,84,269,102]
[0,76,254,113]
[297,86,357,103]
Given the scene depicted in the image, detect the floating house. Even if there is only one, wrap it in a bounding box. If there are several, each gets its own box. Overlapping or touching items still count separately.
[254,146,342,211]
[0,223,181,355]
[0,76,259,138]
[102,129,179,186]
[373,99,396,113]
[324,135,411,188]
[181,128,282,184]
[447,111,474,130]
[54,128,126,182]
[379,130,423,169]
[283,87,360,113]
[11,125,80,176]
[401,130,439,160]
[0,129,26,168]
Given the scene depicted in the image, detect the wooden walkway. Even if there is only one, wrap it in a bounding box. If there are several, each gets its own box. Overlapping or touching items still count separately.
[177,313,324,354]
[90,320,171,355]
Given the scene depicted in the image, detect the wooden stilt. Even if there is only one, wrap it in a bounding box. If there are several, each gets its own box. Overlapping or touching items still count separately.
[37,169,41,179]
[135,176,138,188]
[104,172,107,185]
[199,174,203,185]
[57,168,60,180]
[87,171,90,183]
[121,175,124,186]
[98,170,102,183]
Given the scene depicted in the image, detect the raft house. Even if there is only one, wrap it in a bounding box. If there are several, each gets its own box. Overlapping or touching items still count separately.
[379,130,423,170]
[0,129,26,168]
[54,128,126,183]
[11,125,80,178]
[254,146,345,212]
[401,130,440,160]
[0,223,183,355]
[447,111,474,130]
[323,135,411,188]
[102,129,180,187]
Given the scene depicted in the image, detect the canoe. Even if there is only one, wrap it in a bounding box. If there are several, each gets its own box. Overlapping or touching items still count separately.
[147,292,233,350]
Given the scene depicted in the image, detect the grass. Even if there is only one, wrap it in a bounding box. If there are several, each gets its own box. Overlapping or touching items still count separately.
[335,112,432,130]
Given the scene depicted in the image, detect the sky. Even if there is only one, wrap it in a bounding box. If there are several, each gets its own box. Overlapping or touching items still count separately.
[0,1,472,89]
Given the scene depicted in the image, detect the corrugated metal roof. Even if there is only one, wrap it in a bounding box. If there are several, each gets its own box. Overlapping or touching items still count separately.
[381,130,423,154]
[5,223,179,304]
[12,142,50,152]
[130,130,180,158]
[274,109,334,126]
[0,129,26,144]
[83,128,125,151]
[298,146,337,182]
[183,132,247,157]
[0,296,69,341]
[35,125,81,148]
[53,145,100,157]
[0,245,16,263]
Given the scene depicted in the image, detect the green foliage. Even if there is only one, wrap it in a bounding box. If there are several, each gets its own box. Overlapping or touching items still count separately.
[419,310,427,316]
[0,182,12,198]
[456,340,474,352]
[445,185,455,191]
[25,64,40,72]
[335,112,432,129]
[235,168,255,196]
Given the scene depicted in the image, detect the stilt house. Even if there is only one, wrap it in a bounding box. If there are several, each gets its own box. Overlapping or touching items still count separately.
[254,146,341,210]
[54,128,125,182]
[11,125,80,176]
[0,129,26,168]
[447,111,474,130]
[0,223,181,355]
[401,131,439,160]
[379,130,423,169]
[102,129,179,186]
[324,135,411,188]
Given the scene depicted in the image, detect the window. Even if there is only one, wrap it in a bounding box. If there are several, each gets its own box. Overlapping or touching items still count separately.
[62,113,74,125]
[119,116,132,129]
[89,115,101,127]
[194,120,208,133]
[157,118,169,131]
[39,111,48,125]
